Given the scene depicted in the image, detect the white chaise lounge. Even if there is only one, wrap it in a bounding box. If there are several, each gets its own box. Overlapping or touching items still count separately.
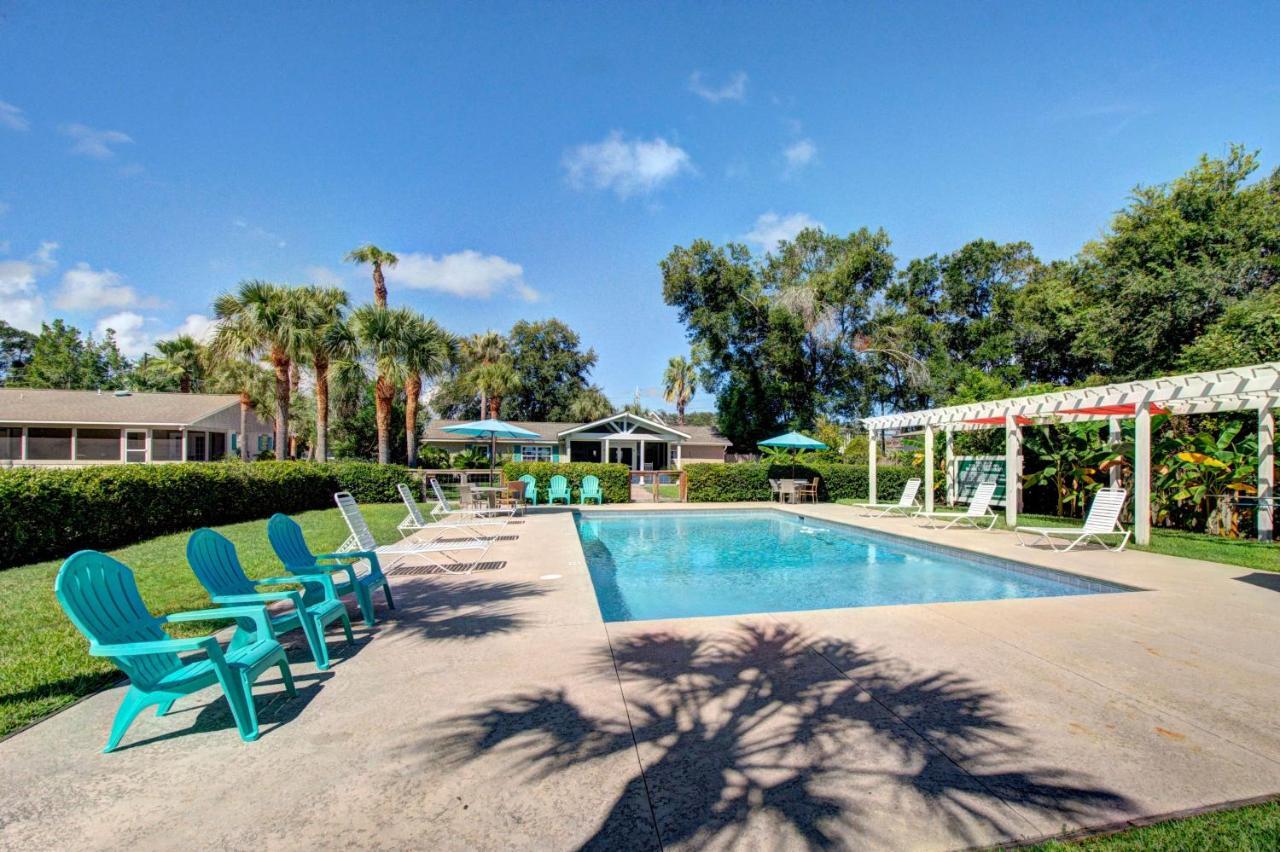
[858,478,922,518]
[1015,487,1131,552]
[335,491,490,575]
[913,480,999,530]
[397,482,506,540]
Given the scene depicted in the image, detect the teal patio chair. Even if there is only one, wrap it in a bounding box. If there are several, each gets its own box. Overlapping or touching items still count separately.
[267,512,394,627]
[547,474,571,505]
[579,474,603,504]
[55,550,295,752]
[187,528,355,670]
[518,473,538,506]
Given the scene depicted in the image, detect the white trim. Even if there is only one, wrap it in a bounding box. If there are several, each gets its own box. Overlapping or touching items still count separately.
[556,412,691,440]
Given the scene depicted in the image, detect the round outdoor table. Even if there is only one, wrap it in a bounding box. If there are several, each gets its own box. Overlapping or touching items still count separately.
[470,485,507,509]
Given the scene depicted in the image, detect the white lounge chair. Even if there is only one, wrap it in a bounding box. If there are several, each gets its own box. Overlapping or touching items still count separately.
[334,491,489,575]
[913,481,999,530]
[858,479,922,517]
[1015,488,1131,552]
[429,478,515,523]
[397,483,506,540]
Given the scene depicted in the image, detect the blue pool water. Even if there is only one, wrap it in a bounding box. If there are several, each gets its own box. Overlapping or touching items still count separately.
[576,510,1127,622]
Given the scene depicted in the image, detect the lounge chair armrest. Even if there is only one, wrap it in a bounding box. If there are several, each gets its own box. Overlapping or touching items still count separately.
[211,591,300,606]
[90,636,217,657]
[162,605,272,637]
[314,550,374,562]
[259,573,339,598]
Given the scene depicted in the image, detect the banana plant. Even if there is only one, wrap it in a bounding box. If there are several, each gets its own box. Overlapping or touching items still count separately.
[1022,420,1116,517]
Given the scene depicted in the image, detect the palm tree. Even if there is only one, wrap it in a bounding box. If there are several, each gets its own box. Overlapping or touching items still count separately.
[348,304,414,464]
[300,286,353,463]
[401,315,455,467]
[459,331,508,414]
[566,385,614,422]
[212,281,316,459]
[345,244,399,308]
[468,359,521,419]
[153,335,206,393]
[663,355,697,425]
[208,357,271,460]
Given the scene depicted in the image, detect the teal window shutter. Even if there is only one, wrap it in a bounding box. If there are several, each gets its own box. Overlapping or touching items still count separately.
[552,444,560,462]
[514,446,523,462]
[230,433,238,451]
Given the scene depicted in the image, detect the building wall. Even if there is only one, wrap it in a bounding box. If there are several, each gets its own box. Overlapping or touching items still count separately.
[678,443,728,465]
[0,417,268,468]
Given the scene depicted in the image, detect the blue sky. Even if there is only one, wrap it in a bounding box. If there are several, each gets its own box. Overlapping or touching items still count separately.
[2,2,1277,412]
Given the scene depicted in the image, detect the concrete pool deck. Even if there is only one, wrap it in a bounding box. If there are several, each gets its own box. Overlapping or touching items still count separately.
[2,503,1279,849]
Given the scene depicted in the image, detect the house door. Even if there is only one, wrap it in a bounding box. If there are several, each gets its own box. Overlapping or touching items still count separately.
[125,430,147,463]
[610,446,633,468]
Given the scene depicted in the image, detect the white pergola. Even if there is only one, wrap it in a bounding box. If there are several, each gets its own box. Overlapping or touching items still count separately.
[861,362,1280,545]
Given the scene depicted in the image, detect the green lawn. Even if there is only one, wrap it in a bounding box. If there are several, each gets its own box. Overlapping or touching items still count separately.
[1029,800,1280,850]
[834,500,1279,573]
[0,503,405,739]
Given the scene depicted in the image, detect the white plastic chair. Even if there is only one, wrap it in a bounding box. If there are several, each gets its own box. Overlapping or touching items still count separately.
[912,481,999,530]
[858,479,922,517]
[1015,488,1131,552]
[334,491,489,574]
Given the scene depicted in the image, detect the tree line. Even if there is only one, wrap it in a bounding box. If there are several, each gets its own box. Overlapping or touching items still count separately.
[662,146,1280,448]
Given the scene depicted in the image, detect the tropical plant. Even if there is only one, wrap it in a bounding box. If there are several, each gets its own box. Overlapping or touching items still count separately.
[457,330,508,415]
[468,358,522,419]
[1157,418,1258,536]
[663,355,697,425]
[346,305,413,464]
[344,244,399,308]
[212,280,317,458]
[207,357,272,461]
[1022,421,1117,517]
[299,286,353,463]
[450,447,490,470]
[401,314,455,467]
[152,334,207,393]
[566,385,615,422]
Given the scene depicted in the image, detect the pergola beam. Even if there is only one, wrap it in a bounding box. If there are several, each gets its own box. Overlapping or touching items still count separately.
[1261,401,1276,543]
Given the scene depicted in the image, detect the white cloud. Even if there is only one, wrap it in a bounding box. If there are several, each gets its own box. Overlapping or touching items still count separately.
[563,131,693,199]
[0,100,28,131]
[688,71,748,103]
[783,138,817,173]
[170,313,216,343]
[95,311,150,356]
[744,211,824,253]
[54,262,141,311]
[0,241,58,331]
[61,123,134,159]
[233,218,286,248]
[387,250,539,302]
[304,265,347,287]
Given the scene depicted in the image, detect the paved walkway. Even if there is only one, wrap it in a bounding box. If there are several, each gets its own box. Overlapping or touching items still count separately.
[2,504,1279,850]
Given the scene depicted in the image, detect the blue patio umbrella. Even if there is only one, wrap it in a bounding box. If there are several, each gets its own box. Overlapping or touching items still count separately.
[442,419,541,482]
[758,431,828,478]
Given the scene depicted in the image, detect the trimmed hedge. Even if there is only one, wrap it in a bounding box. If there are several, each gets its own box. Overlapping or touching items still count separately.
[685,461,918,503]
[501,461,630,504]
[0,461,417,569]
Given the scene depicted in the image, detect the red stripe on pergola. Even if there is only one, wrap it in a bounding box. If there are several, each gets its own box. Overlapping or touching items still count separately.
[1047,403,1170,417]
[963,415,1034,425]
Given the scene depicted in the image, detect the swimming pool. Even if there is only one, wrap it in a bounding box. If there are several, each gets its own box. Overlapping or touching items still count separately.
[575,510,1129,622]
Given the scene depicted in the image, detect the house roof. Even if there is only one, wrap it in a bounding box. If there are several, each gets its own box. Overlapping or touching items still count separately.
[422,418,731,446]
[557,412,691,440]
[0,388,242,427]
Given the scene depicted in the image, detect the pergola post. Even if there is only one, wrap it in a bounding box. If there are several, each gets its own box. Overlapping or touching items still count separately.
[1108,417,1122,489]
[923,425,935,513]
[1005,414,1021,527]
[867,427,877,505]
[944,428,955,506]
[1259,401,1275,543]
[1134,403,1152,546]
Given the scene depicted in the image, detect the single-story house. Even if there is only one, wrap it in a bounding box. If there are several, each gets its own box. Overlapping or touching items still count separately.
[0,388,274,467]
[422,412,731,469]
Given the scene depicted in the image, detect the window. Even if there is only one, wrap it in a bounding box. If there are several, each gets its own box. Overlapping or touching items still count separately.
[0,427,20,460]
[210,432,226,459]
[26,427,72,460]
[152,429,183,461]
[520,445,553,462]
[125,430,147,463]
[75,428,122,461]
[186,431,207,461]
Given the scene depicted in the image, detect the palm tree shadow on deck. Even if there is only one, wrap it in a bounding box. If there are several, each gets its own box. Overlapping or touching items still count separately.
[384,576,550,641]
[428,622,1132,850]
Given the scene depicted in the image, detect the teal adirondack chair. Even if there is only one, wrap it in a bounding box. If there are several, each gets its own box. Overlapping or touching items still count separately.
[187,528,354,670]
[547,474,571,505]
[266,513,394,627]
[579,474,603,504]
[55,550,295,752]
[518,473,538,506]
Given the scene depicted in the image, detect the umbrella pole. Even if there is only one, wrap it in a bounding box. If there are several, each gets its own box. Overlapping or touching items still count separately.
[490,432,496,485]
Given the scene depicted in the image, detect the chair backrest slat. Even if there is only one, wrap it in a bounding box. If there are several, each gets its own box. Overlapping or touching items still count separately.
[549,475,568,493]
[429,478,452,512]
[398,483,428,526]
[582,474,600,493]
[966,481,998,516]
[55,551,179,688]
[334,491,378,550]
[187,528,256,596]
[518,474,536,499]
[898,478,921,506]
[1084,488,1127,532]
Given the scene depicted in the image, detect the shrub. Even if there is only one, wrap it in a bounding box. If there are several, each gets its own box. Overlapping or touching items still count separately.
[684,462,918,503]
[501,461,630,504]
[0,460,417,570]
